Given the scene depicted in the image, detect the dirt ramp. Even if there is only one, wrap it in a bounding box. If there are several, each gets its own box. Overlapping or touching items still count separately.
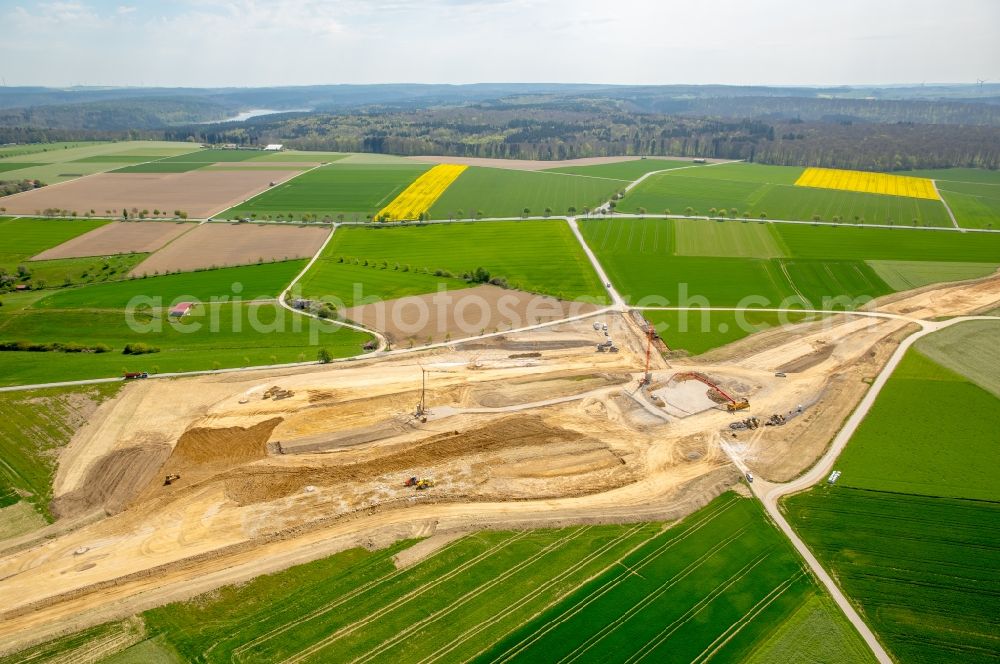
[223,415,590,505]
[142,418,284,498]
[52,444,172,518]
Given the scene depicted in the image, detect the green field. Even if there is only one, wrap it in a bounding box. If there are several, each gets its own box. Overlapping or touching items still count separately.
[784,489,1000,664]
[914,320,1000,397]
[152,149,266,163]
[867,260,998,290]
[582,218,894,307]
[0,261,373,385]
[773,222,1000,262]
[224,163,430,220]
[543,158,694,180]
[112,161,206,173]
[71,155,164,163]
[0,217,108,261]
[479,494,868,663]
[35,260,304,309]
[0,217,152,290]
[641,309,817,355]
[783,318,1000,663]
[299,221,606,305]
[898,168,1000,185]
[582,217,1000,307]
[936,180,1000,229]
[428,167,623,219]
[0,141,102,159]
[250,151,347,162]
[620,162,953,226]
[832,350,1000,501]
[9,493,868,663]
[0,384,120,520]
[0,141,200,183]
[0,162,45,173]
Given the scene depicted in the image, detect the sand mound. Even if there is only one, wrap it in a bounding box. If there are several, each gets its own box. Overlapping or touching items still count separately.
[52,444,172,518]
[223,415,588,505]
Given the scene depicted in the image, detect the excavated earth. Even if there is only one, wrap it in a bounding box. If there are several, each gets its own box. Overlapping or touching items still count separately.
[0,273,998,653]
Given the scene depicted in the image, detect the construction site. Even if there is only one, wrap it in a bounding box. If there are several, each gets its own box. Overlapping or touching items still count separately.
[0,273,998,654]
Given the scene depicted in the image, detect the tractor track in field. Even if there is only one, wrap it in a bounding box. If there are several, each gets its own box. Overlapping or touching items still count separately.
[418,523,650,664]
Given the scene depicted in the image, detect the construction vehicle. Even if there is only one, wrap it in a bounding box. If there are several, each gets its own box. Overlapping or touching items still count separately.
[671,372,749,412]
[404,476,418,487]
[263,386,294,400]
[415,478,435,490]
[123,371,149,380]
[596,340,614,352]
[729,416,760,431]
[163,474,180,486]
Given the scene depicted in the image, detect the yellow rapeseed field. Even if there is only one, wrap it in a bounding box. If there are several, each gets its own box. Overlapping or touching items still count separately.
[794,167,939,200]
[377,164,468,220]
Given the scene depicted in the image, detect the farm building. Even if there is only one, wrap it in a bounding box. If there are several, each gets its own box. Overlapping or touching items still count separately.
[169,302,195,317]
[264,144,284,151]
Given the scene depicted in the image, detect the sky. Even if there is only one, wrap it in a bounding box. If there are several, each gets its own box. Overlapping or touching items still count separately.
[2,0,998,88]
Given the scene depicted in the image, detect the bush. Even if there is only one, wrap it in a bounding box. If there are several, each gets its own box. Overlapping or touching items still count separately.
[317,348,333,364]
[122,342,160,355]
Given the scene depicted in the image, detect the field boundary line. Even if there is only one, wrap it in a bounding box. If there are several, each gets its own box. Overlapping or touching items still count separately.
[536,170,632,184]
[278,530,535,664]
[350,527,595,664]
[211,161,332,220]
[690,571,805,664]
[417,523,650,664]
[559,527,752,664]
[620,550,774,664]
[932,180,962,231]
[489,495,742,663]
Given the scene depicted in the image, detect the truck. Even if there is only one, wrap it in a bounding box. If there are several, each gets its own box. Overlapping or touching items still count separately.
[123,372,149,380]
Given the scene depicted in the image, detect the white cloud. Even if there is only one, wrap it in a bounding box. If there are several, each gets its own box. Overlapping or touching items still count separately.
[3,0,999,87]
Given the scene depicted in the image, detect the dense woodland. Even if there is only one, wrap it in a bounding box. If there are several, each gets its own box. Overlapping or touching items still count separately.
[169,106,1000,171]
[1,84,998,172]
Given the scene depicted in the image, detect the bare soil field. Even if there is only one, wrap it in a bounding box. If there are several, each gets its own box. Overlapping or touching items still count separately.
[32,221,194,260]
[341,284,599,346]
[406,155,726,171]
[204,161,318,169]
[0,274,997,653]
[0,170,302,219]
[129,223,329,275]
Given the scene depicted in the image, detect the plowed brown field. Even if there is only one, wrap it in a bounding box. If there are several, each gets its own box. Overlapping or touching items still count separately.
[128,223,329,275]
[32,221,194,260]
[0,170,301,219]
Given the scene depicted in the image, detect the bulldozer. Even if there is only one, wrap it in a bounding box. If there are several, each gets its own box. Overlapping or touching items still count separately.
[726,398,751,413]
[415,478,435,490]
[163,474,181,486]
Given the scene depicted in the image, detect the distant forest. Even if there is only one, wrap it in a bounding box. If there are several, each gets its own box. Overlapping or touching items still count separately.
[170,106,1000,172]
[1,84,998,171]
